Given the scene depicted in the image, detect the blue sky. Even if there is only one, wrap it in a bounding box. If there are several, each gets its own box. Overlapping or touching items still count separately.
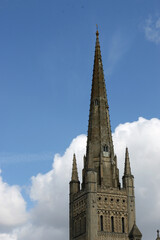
[0,1,160,239]
[0,0,160,184]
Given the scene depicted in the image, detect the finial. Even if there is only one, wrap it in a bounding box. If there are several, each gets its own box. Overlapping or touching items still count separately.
[96,24,99,37]
[125,147,129,157]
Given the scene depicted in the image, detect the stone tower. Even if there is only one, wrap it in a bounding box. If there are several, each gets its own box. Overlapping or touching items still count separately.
[69,30,142,240]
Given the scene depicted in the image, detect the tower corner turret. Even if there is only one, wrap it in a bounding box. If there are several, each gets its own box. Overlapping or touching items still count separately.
[70,154,80,194]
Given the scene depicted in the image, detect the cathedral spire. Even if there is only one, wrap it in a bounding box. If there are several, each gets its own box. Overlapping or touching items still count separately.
[85,30,114,186]
[124,147,132,176]
[70,31,142,240]
[71,154,79,181]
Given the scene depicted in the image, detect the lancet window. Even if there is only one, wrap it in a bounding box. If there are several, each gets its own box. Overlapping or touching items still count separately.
[111,216,114,232]
[100,215,103,231]
[122,217,125,233]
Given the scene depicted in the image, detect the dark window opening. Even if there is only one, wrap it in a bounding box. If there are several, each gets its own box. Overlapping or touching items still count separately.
[80,219,81,234]
[103,145,108,152]
[111,216,114,232]
[122,217,125,233]
[100,215,103,231]
[84,217,86,233]
[74,221,77,237]
[94,99,99,106]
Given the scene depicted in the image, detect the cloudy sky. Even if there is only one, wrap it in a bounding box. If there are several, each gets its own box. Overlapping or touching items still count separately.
[0,0,160,239]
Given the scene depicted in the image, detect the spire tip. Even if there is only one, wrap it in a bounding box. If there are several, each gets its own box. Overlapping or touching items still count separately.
[96,24,99,37]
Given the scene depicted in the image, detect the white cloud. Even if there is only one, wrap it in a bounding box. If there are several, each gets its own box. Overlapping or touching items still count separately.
[29,134,86,230]
[0,118,160,240]
[106,30,131,75]
[7,135,86,240]
[0,174,28,229]
[25,117,160,240]
[144,16,160,44]
[113,117,160,239]
[0,233,17,240]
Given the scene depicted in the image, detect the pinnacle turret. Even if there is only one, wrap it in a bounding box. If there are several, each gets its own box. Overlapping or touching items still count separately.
[156,230,160,240]
[71,154,79,181]
[124,147,132,176]
[129,222,142,240]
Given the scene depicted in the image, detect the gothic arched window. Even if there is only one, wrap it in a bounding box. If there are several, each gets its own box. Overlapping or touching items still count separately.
[74,221,77,237]
[111,216,114,232]
[100,215,103,231]
[103,145,108,152]
[84,217,86,233]
[80,219,82,234]
[122,217,125,233]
